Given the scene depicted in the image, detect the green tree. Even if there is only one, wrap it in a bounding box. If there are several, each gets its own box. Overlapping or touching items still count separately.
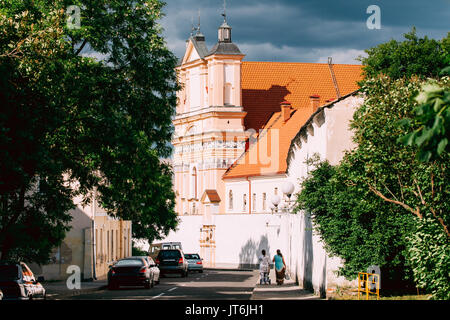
[296,157,415,284]
[0,0,179,263]
[359,28,449,81]
[296,76,449,298]
[399,75,450,162]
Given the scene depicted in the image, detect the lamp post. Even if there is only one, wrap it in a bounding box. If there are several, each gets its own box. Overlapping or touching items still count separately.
[270,181,296,214]
[270,194,281,213]
[281,181,295,201]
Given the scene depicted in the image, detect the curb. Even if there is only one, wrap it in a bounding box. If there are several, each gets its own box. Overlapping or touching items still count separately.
[45,284,107,300]
[250,276,320,300]
[204,268,255,272]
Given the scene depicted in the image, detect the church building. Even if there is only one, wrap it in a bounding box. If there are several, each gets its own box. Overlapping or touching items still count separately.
[166,10,364,294]
[173,14,362,219]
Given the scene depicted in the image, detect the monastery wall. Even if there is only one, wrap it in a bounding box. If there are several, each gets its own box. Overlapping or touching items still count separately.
[161,211,353,296]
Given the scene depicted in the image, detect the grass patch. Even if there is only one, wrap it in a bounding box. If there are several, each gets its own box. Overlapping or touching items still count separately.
[327,286,431,300]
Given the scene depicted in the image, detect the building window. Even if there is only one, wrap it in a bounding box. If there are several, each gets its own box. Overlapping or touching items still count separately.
[229,190,233,210]
[262,193,267,211]
[111,231,114,262]
[116,230,119,260]
[224,83,232,105]
[243,194,247,212]
[107,231,110,262]
[191,167,198,199]
[252,193,256,212]
[100,229,103,262]
[128,228,131,257]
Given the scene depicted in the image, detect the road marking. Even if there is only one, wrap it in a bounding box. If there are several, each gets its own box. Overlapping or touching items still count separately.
[168,287,178,292]
[151,293,165,299]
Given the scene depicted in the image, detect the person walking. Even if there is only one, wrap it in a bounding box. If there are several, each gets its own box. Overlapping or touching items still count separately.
[259,250,271,285]
[273,249,286,285]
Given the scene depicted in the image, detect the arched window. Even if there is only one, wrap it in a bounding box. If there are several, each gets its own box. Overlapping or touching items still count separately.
[224,83,232,105]
[262,193,267,211]
[243,194,247,212]
[229,190,233,210]
[252,193,256,212]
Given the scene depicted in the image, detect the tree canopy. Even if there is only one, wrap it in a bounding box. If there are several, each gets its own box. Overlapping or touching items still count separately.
[359,28,449,81]
[296,29,449,299]
[0,0,179,263]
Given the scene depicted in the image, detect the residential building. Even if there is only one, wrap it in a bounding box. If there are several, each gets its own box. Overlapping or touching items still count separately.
[36,192,132,281]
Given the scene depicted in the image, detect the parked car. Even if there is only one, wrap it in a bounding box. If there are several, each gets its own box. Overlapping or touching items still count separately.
[156,249,188,278]
[147,256,160,285]
[107,257,154,290]
[0,261,46,300]
[184,254,203,273]
[129,256,160,285]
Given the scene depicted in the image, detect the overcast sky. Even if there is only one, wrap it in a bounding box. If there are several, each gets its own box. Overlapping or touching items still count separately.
[159,0,450,64]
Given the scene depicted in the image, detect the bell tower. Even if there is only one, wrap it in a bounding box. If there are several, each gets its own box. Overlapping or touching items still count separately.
[205,7,244,108]
[172,7,248,218]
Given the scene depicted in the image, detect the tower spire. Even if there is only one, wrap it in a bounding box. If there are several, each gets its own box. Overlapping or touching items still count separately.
[218,0,232,43]
[197,9,201,34]
[222,0,227,23]
[190,16,196,36]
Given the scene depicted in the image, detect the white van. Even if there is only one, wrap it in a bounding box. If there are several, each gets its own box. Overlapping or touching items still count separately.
[149,242,183,258]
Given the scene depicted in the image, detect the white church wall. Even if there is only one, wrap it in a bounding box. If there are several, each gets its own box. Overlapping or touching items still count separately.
[286,94,363,295]
[224,176,286,214]
[160,208,350,297]
[161,213,291,269]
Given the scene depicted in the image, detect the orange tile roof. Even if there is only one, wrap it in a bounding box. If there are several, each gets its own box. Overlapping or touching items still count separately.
[241,61,363,131]
[203,189,221,203]
[224,61,363,179]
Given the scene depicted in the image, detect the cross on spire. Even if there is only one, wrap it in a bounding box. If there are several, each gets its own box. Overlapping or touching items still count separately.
[190,10,202,36]
[190,18,195,36]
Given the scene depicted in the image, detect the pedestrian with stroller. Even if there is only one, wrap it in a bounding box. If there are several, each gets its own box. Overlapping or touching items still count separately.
[259,250,271,285]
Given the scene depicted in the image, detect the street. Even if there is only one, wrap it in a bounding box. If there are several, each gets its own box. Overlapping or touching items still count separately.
[62,270,260,300]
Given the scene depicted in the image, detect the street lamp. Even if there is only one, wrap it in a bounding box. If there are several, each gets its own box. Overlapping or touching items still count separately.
[280,181,296,213]
[271,194,281,213]
[282,181,295,200]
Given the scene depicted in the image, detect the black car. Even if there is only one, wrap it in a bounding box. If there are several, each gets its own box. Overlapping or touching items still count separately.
[0,262,46,300]
[156,249,188,278]
[107,257,154,290]
[128,256,160,285]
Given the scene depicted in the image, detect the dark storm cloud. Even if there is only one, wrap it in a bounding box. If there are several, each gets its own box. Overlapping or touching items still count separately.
[160,0,450,63]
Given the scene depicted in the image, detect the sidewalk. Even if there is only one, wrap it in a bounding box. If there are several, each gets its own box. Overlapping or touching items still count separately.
[250,271,321,300]
[44,277,107,300]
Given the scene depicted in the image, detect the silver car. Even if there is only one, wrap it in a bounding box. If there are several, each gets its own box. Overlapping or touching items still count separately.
[184,254,203,273]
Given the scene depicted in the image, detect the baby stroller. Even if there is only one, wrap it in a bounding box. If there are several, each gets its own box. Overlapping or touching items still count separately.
[259,252,271,284]
[260,271,271,285]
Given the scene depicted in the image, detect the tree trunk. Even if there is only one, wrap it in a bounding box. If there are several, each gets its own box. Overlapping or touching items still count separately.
[0,187,25,261]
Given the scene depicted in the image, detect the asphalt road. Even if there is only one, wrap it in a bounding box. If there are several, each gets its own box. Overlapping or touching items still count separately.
[67,269,260,300]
